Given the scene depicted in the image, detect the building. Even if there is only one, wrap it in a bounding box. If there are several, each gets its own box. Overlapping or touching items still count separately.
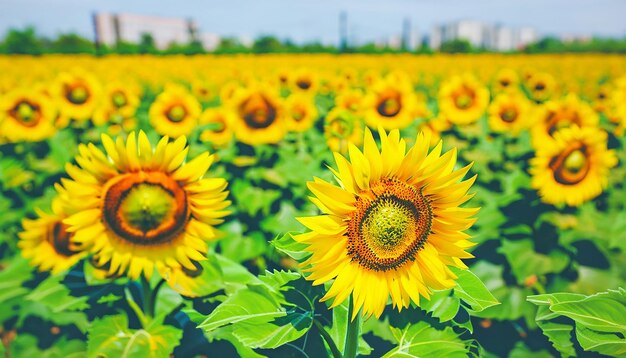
[430,20,537,51]
[93,12,219,50]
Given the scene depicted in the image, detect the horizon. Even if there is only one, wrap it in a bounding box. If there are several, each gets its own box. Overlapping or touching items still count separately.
[1,0,625,45]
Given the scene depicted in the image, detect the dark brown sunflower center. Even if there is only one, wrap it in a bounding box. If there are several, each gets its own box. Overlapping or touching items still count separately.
[166,104,187,123]
[103,172,189,245]
[500,79,510,87]
[454,89,475,110]
[296,79,312,90]
[534,83,546,91]
[500,108,518,123]
[347,178,432,271]
[47,221,77,257]
[66,84,89,105]
[10,101,41,126]
[240,94,277,129]
[550,145,590,185]
[377,93,402,117]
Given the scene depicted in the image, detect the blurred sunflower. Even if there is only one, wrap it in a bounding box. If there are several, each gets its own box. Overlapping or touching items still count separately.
[530,125,617,206]
[53,68,102,122]
[335,89,365,114]
[295,128,477,319]
[0,87,56,142]
[19,198,86,274]
[291,68,318,95]
[526,72,556,103]
[57,131,230,279]
[285,94,318,132]
[488,91,533,135]
[592,84,612,114]
[493,68,519,93]
[363,80,417,130]
[192,80,216,102]
[531,94,598,146]
[199,108,234,147]
[149,85,201,138]
[438,74,489,125]
[230,86,286,145]
[92,83,140,127]
[324,108,363,153]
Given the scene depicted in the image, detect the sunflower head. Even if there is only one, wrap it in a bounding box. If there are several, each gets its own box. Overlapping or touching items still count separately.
[438,74,489,125]
[493,68,519,93]
[324,108,364,154]
[530,125,617,206]
[531,94,598,146]
[54,68,102,122]
[363,79,417,130]
[58,131,230,279]
[19,198,86,274]
[149,85,201,138]
[488,91,532,135]
[526,72,556,102]
[0,87,56,142]
[295,127,478,319]
[285,94,318,133]
[231,86,285,145]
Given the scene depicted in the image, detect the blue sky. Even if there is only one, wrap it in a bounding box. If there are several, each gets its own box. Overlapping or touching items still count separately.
[1,0,625,44]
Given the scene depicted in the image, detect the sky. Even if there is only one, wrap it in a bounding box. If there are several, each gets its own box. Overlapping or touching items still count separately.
[1,0,625,44]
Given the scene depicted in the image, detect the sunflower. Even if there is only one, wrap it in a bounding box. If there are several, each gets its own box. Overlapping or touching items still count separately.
[57,131,230,279]
[530,126,617,206]
[285,94,318,132]
[531,94,598,147]
[199,108,234,147]
[493,68,519,93]
[335,89,365,114]
[438,74,489,125]
[0,86,56,142]
[192,80,216,103]
[295,128,477,319]
[487,91,533,135]
[526,72,556,103]
[149,85,201,138]
[92,82,140,127]
[290,68,318,95]
[19,198,86,274]
[53,68,102,122]
[363,79,417,130]
[230,85,286,145]
[324,108,364,153]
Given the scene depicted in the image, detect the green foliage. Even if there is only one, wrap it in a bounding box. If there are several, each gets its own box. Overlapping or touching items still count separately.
[528,288,626,356]
[440,39,474,54]
[383,322,475,357]
[197,270,312,349]
[86,315,182,358]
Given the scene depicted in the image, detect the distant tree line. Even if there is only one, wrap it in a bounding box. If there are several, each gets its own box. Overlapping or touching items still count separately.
[2,27,626,55]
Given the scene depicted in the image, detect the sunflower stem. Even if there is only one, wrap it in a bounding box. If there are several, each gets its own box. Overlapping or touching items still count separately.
[149,279,166,316]
[343,295,361,358]
[313,319,342,358]
[141,276,155,319]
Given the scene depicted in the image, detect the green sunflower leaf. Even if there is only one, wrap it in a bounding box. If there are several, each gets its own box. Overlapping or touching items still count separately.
[383,321,474,357]
[197,272,312,350]
[450,267,500,313]
[86,315,182,358]
[575,326,626,357]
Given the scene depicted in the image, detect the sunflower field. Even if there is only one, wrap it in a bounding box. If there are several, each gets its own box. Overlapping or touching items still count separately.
[1,54,626,357]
